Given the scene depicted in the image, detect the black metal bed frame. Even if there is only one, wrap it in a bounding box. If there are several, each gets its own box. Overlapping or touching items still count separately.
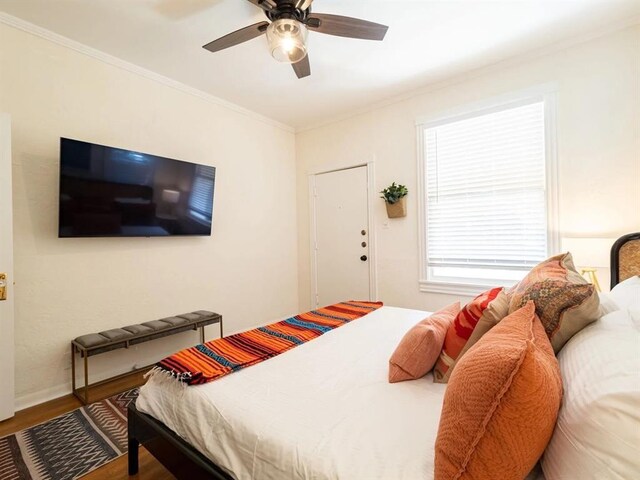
[128,402,233,480]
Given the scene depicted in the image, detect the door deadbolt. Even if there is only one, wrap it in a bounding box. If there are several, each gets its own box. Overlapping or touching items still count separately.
[360,255,368,262]
[361,230,366,236]
[0,273,7,301]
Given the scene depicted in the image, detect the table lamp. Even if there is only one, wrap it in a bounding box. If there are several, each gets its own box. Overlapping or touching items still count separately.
[561,237,615,292]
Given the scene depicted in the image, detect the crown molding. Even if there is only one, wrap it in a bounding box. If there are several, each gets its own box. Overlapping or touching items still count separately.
[0,12,295,134]
[297,15,640,134]
[1,10,638,136]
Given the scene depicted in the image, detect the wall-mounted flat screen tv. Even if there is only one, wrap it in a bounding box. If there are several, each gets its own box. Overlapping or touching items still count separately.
[58,138,215,237]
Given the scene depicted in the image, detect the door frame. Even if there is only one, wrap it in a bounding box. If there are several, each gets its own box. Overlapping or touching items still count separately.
[0,113,15,420]
[308,161,377,308]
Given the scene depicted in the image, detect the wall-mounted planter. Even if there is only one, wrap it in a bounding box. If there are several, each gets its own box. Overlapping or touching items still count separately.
[385,197,407,218]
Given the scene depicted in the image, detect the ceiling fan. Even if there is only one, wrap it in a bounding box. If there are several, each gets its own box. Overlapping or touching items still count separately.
[202,0,389,79]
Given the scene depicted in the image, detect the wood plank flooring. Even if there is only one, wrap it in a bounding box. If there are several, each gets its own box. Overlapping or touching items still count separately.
[0,371,176,479]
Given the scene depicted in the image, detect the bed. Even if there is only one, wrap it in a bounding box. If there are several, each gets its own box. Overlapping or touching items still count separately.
[128,233,640,479]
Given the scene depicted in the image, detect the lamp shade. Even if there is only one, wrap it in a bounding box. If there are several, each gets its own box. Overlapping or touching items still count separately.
[162,189,180,204]
[561,237,616,268]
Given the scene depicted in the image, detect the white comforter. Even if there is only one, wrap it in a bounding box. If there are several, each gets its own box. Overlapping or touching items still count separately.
[137,306,448,480]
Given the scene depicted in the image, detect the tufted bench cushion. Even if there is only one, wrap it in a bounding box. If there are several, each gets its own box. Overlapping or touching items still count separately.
[74,333,109,349]
[157,316,190,327]
[73,310,222,357]
[123,324,154,335]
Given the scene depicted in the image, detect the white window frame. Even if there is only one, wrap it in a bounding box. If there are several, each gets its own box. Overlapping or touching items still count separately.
[416,85,559,296]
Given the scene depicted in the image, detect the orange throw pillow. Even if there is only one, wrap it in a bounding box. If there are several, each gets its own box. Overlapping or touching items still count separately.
[434,302,563,480]
[433,288,509,383]
[388,303,460,383]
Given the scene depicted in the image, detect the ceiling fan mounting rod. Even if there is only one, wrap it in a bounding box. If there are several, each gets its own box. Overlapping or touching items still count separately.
[265,1,309,23]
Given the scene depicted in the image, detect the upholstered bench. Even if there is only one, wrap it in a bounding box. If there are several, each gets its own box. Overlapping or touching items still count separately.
[71,310,223,404]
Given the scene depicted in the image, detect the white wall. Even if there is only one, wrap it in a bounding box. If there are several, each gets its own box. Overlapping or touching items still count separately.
[0,23,299,408]
[296,25,640,312]
[1,19,639,410]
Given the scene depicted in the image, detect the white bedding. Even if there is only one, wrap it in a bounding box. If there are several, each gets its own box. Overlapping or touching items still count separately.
[137,306,448,480]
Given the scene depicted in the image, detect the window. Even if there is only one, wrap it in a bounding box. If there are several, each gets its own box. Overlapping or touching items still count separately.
[417,94,557,294]
[188,165,215,223]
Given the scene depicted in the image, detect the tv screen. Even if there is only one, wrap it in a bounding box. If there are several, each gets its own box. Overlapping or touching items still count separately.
[58,138,215,237]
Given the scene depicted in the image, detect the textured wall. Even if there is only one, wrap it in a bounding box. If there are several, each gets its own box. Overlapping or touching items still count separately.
[296,25,640,312]
[0,23,299,407]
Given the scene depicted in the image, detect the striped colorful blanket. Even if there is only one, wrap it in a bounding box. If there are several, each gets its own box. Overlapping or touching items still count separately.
[155,301,383,386]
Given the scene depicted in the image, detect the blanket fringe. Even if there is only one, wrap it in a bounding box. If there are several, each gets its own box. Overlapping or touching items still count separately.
[144,366,190,391]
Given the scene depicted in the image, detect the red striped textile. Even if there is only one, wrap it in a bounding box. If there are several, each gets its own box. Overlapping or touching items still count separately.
[157,301,383,385]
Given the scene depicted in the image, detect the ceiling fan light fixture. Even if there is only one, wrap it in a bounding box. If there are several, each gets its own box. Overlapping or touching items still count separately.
[266,18,308,64]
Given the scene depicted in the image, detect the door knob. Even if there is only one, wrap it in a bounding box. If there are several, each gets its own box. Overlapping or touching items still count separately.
[360,255,368,262]
[361,230,366,236]
[361,242,367,247]
[0,273,6,301]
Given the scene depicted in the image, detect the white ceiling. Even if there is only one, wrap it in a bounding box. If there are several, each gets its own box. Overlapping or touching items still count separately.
[1,0,639,129]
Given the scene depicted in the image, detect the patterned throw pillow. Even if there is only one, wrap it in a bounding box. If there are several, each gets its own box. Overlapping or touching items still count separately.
[433,288,509,384]
[509,253,600,353]
[435,302,563,480]
[388,303,460,383]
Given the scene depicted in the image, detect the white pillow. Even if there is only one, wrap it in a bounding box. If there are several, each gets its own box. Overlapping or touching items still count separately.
[597,292,620,315]
[542,310,640,480]
[609,275,640,310]
[629,306,640,327]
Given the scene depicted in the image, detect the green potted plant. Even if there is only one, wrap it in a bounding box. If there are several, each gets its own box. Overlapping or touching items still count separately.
[380,182,408,218]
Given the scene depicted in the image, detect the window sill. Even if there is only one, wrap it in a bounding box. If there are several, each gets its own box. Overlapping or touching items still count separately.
[419,280,510,297]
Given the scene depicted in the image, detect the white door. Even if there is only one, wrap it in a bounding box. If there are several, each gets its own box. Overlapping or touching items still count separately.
[312,166,371,307]
[0,114,14,421]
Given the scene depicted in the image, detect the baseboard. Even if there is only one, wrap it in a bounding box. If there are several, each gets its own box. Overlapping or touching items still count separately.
[15,384,71,412]
[14,364,143,412]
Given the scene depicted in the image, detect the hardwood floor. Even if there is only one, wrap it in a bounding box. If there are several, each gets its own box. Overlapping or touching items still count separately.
[83,448,174,480]
[0,370,176,479]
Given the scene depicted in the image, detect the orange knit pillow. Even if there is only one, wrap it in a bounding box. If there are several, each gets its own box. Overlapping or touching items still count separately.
[433,288,509,383]
[388,303,460,383]
[434,302,562,480]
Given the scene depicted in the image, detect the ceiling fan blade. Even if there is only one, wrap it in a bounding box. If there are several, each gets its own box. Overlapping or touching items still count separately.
[292,54,311,79]
[245,0,276,12]
[306,13,388,41]
[202,21,269,53]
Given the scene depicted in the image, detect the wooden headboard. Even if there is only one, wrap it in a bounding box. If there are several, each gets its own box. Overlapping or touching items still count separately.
[610,232,640,289]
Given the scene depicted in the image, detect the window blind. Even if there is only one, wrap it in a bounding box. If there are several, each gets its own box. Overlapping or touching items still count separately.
[424,101,547,281]
[188,165,215,221]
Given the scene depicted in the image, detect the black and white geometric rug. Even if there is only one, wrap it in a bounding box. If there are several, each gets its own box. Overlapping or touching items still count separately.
[0,388,139,480]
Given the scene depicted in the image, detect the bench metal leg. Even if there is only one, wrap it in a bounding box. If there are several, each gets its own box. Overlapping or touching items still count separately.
[71,342,90,405]
[83,353,89,404]
[71,343,76,393]
[200,319,224,344]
